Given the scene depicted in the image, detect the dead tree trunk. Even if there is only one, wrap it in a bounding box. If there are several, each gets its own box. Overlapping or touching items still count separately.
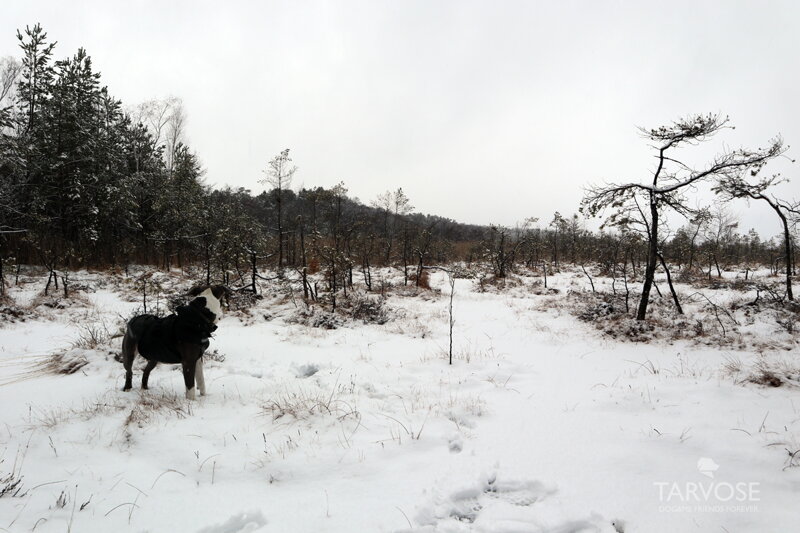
[657,252,683,314]
[637,191,659,320]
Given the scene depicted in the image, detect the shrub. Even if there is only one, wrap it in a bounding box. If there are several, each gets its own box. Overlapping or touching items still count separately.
[349,294,390,325]
[411,269,431,289]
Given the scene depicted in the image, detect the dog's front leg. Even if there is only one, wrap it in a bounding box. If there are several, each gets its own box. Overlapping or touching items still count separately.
[183,366,196,400]
[181,354,197,400]
[195,358,206,396]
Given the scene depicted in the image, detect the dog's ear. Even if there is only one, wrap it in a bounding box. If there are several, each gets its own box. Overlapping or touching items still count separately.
[187,300,217,324]
[177,305,216,338]
[199,306,216,322]
[176,305,194,320]
[211,286,227,300]
[187,286,207,297]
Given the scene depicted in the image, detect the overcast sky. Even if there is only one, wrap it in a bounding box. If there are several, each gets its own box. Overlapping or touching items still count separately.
[3,1,799,238]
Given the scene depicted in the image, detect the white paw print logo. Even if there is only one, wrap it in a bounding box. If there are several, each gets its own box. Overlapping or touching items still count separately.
[697,457,720,479]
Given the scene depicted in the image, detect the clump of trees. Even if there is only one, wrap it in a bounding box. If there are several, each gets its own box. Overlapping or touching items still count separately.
[714,174,798,300]
[583,113,789,319]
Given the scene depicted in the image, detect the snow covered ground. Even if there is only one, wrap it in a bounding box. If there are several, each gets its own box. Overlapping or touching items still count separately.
[0,269,798,532]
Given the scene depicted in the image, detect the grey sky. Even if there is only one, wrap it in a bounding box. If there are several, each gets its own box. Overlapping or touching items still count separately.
[2,1,799,239]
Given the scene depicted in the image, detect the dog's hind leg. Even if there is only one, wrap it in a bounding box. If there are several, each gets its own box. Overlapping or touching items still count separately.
[141,360,158,390]
[121,329,136,391]
[195,358,206,396]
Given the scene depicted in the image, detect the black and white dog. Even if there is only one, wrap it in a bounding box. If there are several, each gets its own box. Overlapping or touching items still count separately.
[122,286,225,400]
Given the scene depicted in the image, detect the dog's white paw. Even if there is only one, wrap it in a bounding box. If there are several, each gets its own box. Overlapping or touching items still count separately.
[186,388,196,400]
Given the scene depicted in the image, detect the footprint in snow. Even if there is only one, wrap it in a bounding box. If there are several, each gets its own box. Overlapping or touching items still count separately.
[411,473,617,532]
[292,362,319,378]
[483,475,555,507]
[415,472,555,528]
[196,510,267,533]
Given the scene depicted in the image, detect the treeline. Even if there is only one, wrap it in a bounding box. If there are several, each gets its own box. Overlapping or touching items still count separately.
[0,26,491,296]
[0,26,796,302]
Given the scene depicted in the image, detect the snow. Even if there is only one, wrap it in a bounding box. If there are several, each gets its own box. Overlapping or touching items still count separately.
[0,269,798,532]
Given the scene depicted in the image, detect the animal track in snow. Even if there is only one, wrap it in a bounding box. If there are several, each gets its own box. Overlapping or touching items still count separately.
[410,472,615,532]
[414,472,555,528]
[196,510,267,533]
[482,474,553,507]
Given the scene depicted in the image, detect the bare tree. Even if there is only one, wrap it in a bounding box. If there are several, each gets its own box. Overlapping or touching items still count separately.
[130,96,185,173]
[386,188,413,282]
[392,188,413,271]
[0,56,21,106]
[483,224,525,278]
[703,204,739,278]
[420,265,458,365]
[131,98,169,145]
[164,98,186,175]
[685,209,711,273]
[715,173,799,300]
[260,149,297,270]
[583,113,784,320]
[371,190,393,263]
[549,212,566,269]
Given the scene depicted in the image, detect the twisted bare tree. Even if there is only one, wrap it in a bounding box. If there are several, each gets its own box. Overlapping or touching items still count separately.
[582,113,785,320]
[714,173,798,300]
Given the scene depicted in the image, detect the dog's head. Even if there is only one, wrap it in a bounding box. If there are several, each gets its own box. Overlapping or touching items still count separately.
[179,300,218,337]
[187,285,227,324]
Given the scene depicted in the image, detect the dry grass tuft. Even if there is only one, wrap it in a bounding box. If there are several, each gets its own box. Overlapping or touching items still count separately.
[33,350,90,375]
[743,358,800,388]
[721,353,800,389]
[721,354,743,376]
[72,320,115,350]
[263,384,359,422]
[31,389,192,430]
[746,364,784,387]
[124,390,191,427]
[0,468,26,498]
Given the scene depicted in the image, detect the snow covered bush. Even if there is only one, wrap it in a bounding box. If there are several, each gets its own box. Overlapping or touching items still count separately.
[346,293,390,325]
[287,306,342,329]
[0,303,29,324]
[225,289,261,312]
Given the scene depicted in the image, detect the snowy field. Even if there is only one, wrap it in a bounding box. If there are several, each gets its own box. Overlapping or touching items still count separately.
[0,268,798,532]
